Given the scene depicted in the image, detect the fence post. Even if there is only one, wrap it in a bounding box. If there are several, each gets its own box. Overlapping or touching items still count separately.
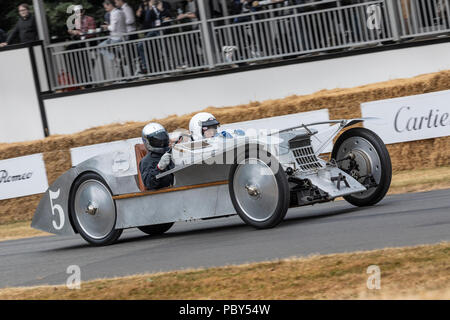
[33,0,56,90]
[198,0,215,68]
[385,0,401,40]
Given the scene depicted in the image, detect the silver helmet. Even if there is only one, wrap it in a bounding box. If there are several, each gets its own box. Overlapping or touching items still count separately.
[142,123,170,154]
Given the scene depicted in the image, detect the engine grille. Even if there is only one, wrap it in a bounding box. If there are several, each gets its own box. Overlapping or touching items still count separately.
[289,135,324,172]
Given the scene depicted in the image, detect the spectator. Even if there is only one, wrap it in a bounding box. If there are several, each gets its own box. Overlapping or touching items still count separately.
[99,0,127,60]
[161,1,173,17]
[142,0,171,30]
[177,0,199,22]
[138,0,171,73]
[136,0,150,27]
[0,3,38,47]
[176,0,202,68]
[104,11,111,25]
[64,4,96,86]
[115,0,137,36]
[0,29,6,43]
[161,0,173,16]
[67,5,96,39]
[209,0,223,18]
[101,0,127,42]
[230,0,258,23]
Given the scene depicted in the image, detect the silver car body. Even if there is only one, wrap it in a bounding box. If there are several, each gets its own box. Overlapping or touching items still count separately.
[32,119,370,235]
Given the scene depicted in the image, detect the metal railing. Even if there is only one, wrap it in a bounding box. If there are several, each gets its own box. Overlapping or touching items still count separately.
[45,0,450,91]
[48,21,208,90]
[210,0,393,65]
[394,0,450,38]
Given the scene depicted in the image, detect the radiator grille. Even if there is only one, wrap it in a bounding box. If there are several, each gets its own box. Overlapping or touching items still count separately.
[290,145,324,172]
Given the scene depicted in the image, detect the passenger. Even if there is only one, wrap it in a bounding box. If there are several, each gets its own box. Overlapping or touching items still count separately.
[140,123,174,190]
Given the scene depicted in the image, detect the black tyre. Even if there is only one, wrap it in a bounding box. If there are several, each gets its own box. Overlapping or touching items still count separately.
[69,172,123,246]
[138,223,174,236]
[229,147,290,229]
[332,128,392,207]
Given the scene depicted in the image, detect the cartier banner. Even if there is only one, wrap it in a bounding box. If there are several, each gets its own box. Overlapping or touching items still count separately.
[361,90,450,144]
[0,154,49,200]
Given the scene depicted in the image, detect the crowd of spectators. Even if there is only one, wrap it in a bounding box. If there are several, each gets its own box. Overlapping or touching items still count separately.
[1,0,448,89]
[0,1,374,48]
[1,0,448,48]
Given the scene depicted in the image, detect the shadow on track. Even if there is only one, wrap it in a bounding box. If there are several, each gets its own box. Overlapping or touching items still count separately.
[46,202,383,250]
[117,205,366,244]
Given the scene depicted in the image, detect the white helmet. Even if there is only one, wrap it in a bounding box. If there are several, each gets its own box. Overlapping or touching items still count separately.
[189,112,220,141]
[142,122,170,154]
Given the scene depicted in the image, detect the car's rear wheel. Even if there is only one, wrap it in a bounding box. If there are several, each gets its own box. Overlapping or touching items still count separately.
[69,172,122,246]
[332,128,392,207]
[229,148,290,229]
[138,223,174,236]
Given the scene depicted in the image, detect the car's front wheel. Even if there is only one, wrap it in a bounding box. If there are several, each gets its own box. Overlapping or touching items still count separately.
[229,149,290,229]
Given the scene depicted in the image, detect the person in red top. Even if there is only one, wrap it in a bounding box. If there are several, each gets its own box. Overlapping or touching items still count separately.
[67,5,96,39]
[63,5,96,91]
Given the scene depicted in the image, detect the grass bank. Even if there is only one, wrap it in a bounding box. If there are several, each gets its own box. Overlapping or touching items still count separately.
[0,221,50,241]
[0,242,448,299]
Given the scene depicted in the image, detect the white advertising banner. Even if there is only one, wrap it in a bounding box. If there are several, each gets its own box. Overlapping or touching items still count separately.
[0,154,49,200]
[361,90,450,144]
[70,138,141,176]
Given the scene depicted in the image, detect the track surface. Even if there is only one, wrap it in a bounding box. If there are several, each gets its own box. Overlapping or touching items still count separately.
[1,189,449,289]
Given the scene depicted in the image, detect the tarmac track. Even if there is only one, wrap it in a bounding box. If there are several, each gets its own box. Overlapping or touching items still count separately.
[0,189,449,288]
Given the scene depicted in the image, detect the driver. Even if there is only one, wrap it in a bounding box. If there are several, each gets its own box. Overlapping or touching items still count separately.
[189,112,220,141]
[140,123,174,190]
[189,112,245,140]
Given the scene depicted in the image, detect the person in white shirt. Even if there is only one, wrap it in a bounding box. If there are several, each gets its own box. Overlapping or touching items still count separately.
[114,0,136,34]
[99,0,127,60]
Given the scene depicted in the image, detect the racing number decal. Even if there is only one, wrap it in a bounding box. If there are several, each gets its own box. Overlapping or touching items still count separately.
[49,189,65,230]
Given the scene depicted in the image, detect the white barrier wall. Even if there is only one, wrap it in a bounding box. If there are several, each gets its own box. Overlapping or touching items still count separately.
[44,42,450,136]
[0,47,45,143]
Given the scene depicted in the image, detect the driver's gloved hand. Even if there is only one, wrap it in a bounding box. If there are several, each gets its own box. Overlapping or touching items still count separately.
[219,131,233,139]
[157,152,172,171]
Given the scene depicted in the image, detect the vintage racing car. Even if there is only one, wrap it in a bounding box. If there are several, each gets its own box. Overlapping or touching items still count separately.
[32,118,392,245]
